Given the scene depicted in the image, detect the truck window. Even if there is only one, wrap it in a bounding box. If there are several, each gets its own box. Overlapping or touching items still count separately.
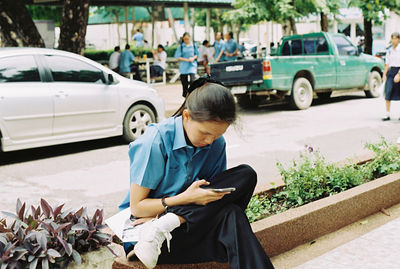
[304,38,316,54]
[291,39,302,55]
[281,39,302,56]
[316,37,329,53]
[332,36,357,56]
[282,41,290,56]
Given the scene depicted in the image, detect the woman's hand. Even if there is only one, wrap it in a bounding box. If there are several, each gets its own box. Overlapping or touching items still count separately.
[394,73,400,83]
[132,217,153,226]
[181,180,228,206]
[383,73,387,82]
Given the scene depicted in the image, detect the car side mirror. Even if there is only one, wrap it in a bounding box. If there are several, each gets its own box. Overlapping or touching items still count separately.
[108,73,114,84]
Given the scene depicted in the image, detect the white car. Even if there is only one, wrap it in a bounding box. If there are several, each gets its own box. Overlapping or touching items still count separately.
[0,48,165,152]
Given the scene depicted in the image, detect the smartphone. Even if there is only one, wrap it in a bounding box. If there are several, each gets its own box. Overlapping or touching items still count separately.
[205,187,236,193]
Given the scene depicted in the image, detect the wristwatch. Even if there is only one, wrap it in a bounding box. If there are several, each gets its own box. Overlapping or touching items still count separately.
[161,196,169,210]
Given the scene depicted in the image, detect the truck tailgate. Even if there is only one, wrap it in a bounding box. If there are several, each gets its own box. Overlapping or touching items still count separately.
[210,59,263,86]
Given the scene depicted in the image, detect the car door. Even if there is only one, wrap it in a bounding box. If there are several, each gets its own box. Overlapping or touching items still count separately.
[0,55,53,143]
[332,35,367,89]
[43,55,119,136]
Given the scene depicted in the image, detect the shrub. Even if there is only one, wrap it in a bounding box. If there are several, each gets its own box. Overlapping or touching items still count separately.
[0,199,115,268]
[246,138,400,222]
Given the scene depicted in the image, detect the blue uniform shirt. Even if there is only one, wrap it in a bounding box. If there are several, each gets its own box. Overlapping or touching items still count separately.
[119,50,135,73]
[119,116,227,211]
[133,32,145,47]
[224,39,239,61]
[214,39,225,61]
[174,42,199,74]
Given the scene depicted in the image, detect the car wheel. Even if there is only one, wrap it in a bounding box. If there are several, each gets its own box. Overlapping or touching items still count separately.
[237,95,262,109]
[122,104,156,142]
[290,77,313,110]
[316,91,332,100]
[364,71,382,98]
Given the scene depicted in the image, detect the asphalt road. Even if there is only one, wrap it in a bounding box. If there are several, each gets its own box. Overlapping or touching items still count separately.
[1,88,399,218]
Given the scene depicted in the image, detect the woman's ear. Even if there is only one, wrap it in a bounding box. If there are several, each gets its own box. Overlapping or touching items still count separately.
[182,109,190,120]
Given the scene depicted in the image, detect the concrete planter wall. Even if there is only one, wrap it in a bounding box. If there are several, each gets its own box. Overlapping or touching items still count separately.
[67,246,117,269]
[112,169,400,269]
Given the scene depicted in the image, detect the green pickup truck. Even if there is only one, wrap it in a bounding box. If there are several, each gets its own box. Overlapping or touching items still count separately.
[210,32,384,109]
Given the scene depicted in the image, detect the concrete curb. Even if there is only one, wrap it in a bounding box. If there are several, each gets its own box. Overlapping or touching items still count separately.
[112,171,400,268]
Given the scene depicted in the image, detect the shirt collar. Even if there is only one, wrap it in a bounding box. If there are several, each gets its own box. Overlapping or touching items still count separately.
[172,116,211,151]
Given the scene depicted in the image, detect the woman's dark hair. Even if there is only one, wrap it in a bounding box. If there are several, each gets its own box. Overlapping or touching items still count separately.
[182,32,190,38]
[391,32,400,38]
[203,40,209,46]
[228,32,234,38]
[157,44,165,51]
[172,76,237,124]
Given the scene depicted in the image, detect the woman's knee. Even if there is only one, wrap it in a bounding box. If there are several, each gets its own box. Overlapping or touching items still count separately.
[237,164,257,186]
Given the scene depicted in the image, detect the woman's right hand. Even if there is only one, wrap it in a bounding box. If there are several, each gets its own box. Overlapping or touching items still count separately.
[182,180,228,206]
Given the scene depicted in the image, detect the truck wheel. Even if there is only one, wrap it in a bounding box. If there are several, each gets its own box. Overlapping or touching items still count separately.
[316,91,332,100]
[290,77,313,110]
[122,104,155,142]
[364,71,382,98]
[237,95,262,109]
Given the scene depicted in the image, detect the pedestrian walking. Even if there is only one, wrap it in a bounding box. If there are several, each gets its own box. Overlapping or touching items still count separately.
[109,46,121,73]
[133,29,145,47]
[213,32,225,63]
[119,76,275,269]
[174,32,199,97]
[150,44,167,83]
[382,32,400,121]
[224,32,239,61]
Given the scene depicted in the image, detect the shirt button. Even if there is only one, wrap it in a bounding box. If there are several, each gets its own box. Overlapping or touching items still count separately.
[187,176,191,180]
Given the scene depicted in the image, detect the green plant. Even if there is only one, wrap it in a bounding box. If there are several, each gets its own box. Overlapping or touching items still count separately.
[0,199,114,268]
[245,138,400,223]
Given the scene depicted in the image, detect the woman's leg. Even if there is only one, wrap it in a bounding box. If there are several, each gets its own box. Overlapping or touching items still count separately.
[159,204,274,269]
[180,74,189,97]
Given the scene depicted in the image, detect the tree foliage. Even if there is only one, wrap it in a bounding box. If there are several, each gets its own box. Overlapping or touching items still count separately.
[26,5,63,26]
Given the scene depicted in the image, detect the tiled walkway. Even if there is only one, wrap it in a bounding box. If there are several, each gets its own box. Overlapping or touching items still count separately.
[296,217,400,269]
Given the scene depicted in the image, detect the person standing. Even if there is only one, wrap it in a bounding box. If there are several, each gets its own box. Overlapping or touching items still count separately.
[174,32,199,97]
[109,46,121,73]
[133,29,145,47]
[150,44,167,82]
[213,32,225,63]
[119,44,136,78]
[382,32,400,121]
[224,32,239,61]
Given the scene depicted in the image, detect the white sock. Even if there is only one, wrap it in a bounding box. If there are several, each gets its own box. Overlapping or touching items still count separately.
[385,112,390,118]
[154,213,181,232]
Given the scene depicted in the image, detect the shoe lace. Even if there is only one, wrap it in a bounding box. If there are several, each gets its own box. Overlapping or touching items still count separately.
[142,221,172,253]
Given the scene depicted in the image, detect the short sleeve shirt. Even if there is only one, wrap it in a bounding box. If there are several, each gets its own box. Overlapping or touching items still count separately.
[224,39,239,61]
[174,42,199,74]
[386,45,400,67]
[214,40,225,61]
[109,51,120,70]
[118,116,227,211]
[119,50,135,73]
[133,32,145,47]
[154,51,167,69]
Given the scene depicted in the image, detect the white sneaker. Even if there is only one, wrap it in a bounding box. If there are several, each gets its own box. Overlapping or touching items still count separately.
[133,219,172,269]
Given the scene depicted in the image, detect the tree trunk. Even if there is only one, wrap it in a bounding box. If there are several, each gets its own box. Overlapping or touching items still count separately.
[320,12,328,32]
[289,17,297,35]
[0,0,45,47]
[282,21,291,36]
[363,18,372,55]
[58,0,90,55]
[115,14,121,46]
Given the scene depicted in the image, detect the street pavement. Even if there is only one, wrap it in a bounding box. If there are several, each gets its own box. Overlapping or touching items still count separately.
[0,83,399,219]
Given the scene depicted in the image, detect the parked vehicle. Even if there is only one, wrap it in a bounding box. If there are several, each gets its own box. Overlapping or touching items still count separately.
[0,48,165,152]
[210,32,385,109]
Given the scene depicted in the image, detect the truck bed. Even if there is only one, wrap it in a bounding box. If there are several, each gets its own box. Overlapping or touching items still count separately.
[210,59,263,86]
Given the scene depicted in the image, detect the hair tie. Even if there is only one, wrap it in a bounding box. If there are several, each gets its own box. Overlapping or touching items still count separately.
[187,75,225,95]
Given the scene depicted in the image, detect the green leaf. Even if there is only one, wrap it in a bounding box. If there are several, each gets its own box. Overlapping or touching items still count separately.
[47,248,61,258]
[42,258,49,269]
[71,223,89,231]
[29,257,38,269]
[72,249,82,265]
[40,199,53,219]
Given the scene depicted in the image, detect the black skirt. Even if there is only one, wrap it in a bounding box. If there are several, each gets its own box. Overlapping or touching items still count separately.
[384,67,400,101]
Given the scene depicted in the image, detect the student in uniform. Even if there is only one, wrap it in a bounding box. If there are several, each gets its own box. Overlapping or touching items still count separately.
[119,76,275,269]
[224,32,239,61]
[213,32,225,63]
[174,32,199,97]
[382,32,400,121]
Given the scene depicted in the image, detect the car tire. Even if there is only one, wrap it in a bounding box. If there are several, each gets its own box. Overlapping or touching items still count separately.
[290,77,313,110]
[237,95,262,109]
[316,91,332,100]
[364,71,382,98]
[122,104,156,142]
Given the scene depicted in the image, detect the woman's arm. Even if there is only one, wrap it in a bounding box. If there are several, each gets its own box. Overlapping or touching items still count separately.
[130,180,228,218]
[383,64,389,82]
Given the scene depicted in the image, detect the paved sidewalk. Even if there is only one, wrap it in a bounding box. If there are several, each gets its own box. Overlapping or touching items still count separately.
[295,217,400,269]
